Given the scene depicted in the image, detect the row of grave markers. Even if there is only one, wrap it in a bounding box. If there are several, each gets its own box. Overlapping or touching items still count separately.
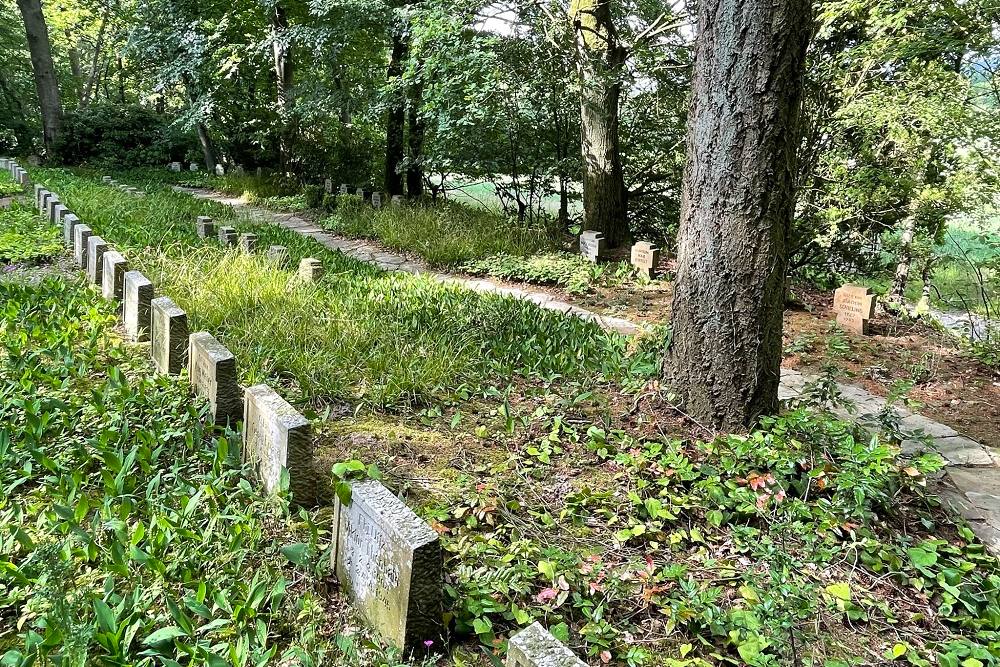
[580,229,661,279]
[12,164,583,666]
[324,179,405,209]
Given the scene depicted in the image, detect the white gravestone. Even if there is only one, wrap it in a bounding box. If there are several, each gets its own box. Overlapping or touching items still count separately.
[579,231,605,263]
[188,332,242,426]
[101,251,128,302]
[123,272,154,342]
[86,236,108,286]
[151,297,189,375]
[506,623,587,667]
[242,384,314,503]
[73,224,93,267]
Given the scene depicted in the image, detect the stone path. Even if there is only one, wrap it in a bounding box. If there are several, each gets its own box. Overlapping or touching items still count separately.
[175,185,1000,553]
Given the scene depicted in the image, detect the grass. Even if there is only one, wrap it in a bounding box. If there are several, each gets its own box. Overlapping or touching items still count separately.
[30,167,641,410]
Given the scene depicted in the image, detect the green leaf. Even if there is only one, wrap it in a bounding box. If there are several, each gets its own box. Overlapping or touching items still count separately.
[94,598,117,633]
[825,582,852,602]
[549,622,570,643]
[143,625,187,646]
[281,543,310,567]
[537,560,556,581]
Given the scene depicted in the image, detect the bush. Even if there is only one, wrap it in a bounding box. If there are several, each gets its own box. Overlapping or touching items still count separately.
[55,104,196,167]
[0,204,62,264]
[304,184,324,209]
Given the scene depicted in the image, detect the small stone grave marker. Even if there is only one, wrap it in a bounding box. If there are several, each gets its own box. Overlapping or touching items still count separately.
[391,195,404,206]
[73,224,93,267]
[371,192,383,209]
[39,191,52,215]
[102,176,112,184]
[298,257,324,282]
[62,214,80,246]
[0,197,10,210]
[151,296,189,375]
[630,241,660,279]
[170,162,182,172]
[331,480,443,652]
[123,272,154,342]
[267,245,290,267]
[215,164,225,176]
[218,226,237,246]
[189,332,242,425]
[33,184,42,203]
[86,236,108,285]
[52,203,67,225]
[196,216,216,238]
[190,162,199,172]
[579,230,605,263]
[325,178,333,194]
[355,187,365,199]
[101,251,128,302]
[239,233,258,253]
[339,184,349,195]
[242,384,314,503]
[833,284,876,335]
[506,622,586,667]
[46,197,61,224]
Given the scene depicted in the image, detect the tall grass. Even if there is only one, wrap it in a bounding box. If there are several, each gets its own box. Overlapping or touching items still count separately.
[32,168,638,409]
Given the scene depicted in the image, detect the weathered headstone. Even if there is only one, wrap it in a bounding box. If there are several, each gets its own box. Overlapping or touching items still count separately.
[123,272,154,342]
[62,214,80,247]
[189,162,199,172]
[630,241,660,279]
[86,236,108,285]
[215,163,225,176]
[188,332,242,425]
[833,284,876,335]
[196,216,216,238]
[170,161,182,172]
[102,176,113,184]
[33,184,43,205]
[238,233,258,252]
[46,197,61,224]
[325,178,333,194]
[371,192,383,209]
[40,192,54,215]
[298,257,324,282]
[52,203,67,226]
[339,184,349,195]
[355,187,364,198]
[391,195,404,206]
[101,250,128,301]
[506,623,587,667]
[331,480,443,652]
[218,226,237,246]
[242,384,313,502]
[267,245,290,267]
[73,224,93,267]
[151,296,189,375]
[579,230,605,263]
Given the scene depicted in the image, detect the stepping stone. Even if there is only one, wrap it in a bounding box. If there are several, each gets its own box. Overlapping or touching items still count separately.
[900,414,959,439]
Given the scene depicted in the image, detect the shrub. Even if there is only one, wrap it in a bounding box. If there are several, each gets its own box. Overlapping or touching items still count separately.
[0,204,62,264]
[55,104,196,167]
[304,184,324,209]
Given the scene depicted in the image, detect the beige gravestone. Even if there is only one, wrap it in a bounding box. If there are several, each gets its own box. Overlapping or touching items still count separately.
[101,251,128,301]
[242,384,314,503]
[506,623,586,667]
[188,332,242,425]
[123,272,154,342]
[86,236,108,286]
[579,231,605,263]
[298,258,324,282]
[151,297,189,375]
[833,285,876,335]
[630,241,660,279]
[332,480,443,652]
[73,224,93,267]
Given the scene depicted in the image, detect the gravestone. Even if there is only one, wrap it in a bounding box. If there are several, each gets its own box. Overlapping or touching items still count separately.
[151,297,189,375]
[86,236,108,286]
[102,176,112,184]
[298,258,324,282]
[196,216,216,239]
[170,162,182,172]
[215,164,225,176]
[190,162,199,172]
[331,480,443,652]
[33,184,43,205]
[242,384,313,503]
[355,187,365,199]
[371,192,383,209]
[579,230,605,263]
[101,251,128,301]
[40,192,54,216]
[63,214,80,246]
[267,245,290,267]
[391,195,404,206]
[630,241,660,279]
[123,272,154,342]
[188,331,242,425]
[239,233,258,253]
[218,226,237,246]
[52,204,67,226]
[46,197,61,224]
[833,284,876,335]
[506,623,587,667]
[339,184,349,195]
[325,178,333,194]
[0,197,10,210]
[73,224,93,267]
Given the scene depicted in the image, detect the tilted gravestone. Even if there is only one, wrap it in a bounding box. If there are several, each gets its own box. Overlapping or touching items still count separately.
[371,192,383,209]
[73,224,93,267]
[218,226,237,246]
[833,284,876,335]
[506,623,587,667]
[188,332,242,425]
[242,384,313,503]
[579,230,605,263]
[86,236,108,286]
[267,245,290,267]
[630,241,660,279]
[196,216,216,239]
[101,251,128,302]
[63,214,80,246]
[238,233,258,253]
[123,272,154,342]
[298,258,324,282]
[331,480,443,652]
[151,296,189,375]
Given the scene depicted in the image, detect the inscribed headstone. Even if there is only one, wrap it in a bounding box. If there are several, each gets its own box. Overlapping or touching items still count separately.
[151,296,189,375]
[73,224,93,267]
[86,236,108,285]
[506,623,587,667]
[101,250,128,302]
[579,230,605,263]
[188,332,242,425]
[832,285,876,335]
[630,241,660,279]
[242,384,314,503]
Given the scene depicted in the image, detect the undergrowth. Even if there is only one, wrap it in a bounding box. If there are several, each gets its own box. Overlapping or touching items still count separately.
[0,203,61,264]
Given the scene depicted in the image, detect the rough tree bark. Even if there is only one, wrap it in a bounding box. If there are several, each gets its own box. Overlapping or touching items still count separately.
[16,0,62,156]
[384,31,407,196]
[405,75,424,198]
[665,0,813,430]
[571,0,629,248]
[271,3,295,171]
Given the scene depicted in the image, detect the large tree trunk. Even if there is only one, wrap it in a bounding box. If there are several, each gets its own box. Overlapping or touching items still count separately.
[572,0,629,248]
[665,0,812,430]
[384,31,407,196]
[406,76,424,198]
[271,3,295,171]
[16,0,62,157]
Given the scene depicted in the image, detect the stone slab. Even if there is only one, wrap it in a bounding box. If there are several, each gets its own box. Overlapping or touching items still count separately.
[196,216,216,238]
[331,480,442,652]
[73,224,93,267]
[86,236,108,285]
[101,251,128,301]
[833,285,875,335]
[580,230,605,263]
[151,297,189,375]
[242,384,314,503]
[188,332,242,425]
[298,258,324,282]
[507,622,587,667]
[123,271,154,342]
[630,241,660,278]
[62,213,80,246]
[218,226,237,246]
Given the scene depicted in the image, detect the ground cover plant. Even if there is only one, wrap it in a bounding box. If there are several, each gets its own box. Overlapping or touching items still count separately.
[0,203,61,265]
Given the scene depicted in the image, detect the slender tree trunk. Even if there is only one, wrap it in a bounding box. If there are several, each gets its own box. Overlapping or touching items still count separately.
[66,28,83,100]
[572,0,629,247]
[271,4,295,171]
[889,214,916,303]
[406,76,424,197]
[117,57,126,103]
[384,31,407,196]
[665,0,813,430]
[80,8,108,108]
[196,122,218,173]
[16,0,62,156]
